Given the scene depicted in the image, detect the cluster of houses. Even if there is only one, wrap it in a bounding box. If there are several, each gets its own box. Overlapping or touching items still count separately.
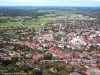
[22,27,100,75]
[26,52,43,61]
[47,47,100,68]
[0,49,23,61]
[66,30,100,49]
[0,52,12,60]
[0,14,100,74]
[23,22,100,70]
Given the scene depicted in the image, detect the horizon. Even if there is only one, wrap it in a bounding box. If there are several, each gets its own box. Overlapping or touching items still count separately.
[0,6,100,7]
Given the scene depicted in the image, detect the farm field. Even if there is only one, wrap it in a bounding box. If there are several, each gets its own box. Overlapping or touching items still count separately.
[0,12,79,28]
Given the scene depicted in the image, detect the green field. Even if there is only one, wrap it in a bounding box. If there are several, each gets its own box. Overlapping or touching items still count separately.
[44,13,79,17]
[0,18,54,28]
[41,10,79,17]
[0,12,79,28]
[23,18,55,27]
[0,22,24,27]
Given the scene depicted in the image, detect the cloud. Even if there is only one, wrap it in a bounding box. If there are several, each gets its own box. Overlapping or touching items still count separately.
[2,0,44,2]
[2,0,100,2]
[68,0,100,2]
[0,0,100,6]
[1,0,100,3]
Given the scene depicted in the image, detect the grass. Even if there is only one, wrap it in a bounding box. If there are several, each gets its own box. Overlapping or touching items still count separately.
[90,72,97,75]
[23,17,55,27]
[0,16,55,28]
[0,68,8,73]
[0,22,24,27]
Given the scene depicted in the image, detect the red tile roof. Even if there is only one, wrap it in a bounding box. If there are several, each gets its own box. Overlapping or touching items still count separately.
[26,42,39,49]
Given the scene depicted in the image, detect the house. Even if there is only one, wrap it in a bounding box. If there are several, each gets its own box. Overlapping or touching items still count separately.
[26,54,32,58]
[1,56,12,60]
[9,51,16,56]
[48,47,74,59]
[0,52,12,60]
[25,41,39,49]
[38,34,53,43]
[16,61,25,66]
[48,47,65,58]
[31,52,43,61]
[50,67,57,72]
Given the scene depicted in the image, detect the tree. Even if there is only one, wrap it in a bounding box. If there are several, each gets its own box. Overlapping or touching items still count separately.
[44,53,52,60]
[28,71,33,75]
[8,64,16,72]
[82,67,88,72]
[55,64,66,71]
[73,65,80,71]
[53,34,63,41]
[2,60,12,66]
[42,70,49,75]
[33,69,42,75]
[20,70,26,75]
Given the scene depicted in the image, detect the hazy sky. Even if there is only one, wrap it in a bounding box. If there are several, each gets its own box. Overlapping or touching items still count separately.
[0,0,100,6]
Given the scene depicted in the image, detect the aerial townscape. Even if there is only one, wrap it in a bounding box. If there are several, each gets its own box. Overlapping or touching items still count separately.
[0,7,100,75]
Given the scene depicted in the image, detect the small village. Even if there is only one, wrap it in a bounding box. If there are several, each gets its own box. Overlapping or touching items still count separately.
[0,14,100,75]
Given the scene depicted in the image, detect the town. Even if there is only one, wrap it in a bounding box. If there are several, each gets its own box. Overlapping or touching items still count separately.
[0,7,100,75]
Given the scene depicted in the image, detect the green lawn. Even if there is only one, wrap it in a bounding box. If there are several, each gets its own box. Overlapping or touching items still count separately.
[90,72,97,75]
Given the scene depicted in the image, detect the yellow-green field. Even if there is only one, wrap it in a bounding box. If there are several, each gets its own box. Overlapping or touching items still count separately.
[23,18,55,27]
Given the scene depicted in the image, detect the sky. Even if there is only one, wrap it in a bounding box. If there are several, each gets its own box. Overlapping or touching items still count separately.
[0,0,100,7]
